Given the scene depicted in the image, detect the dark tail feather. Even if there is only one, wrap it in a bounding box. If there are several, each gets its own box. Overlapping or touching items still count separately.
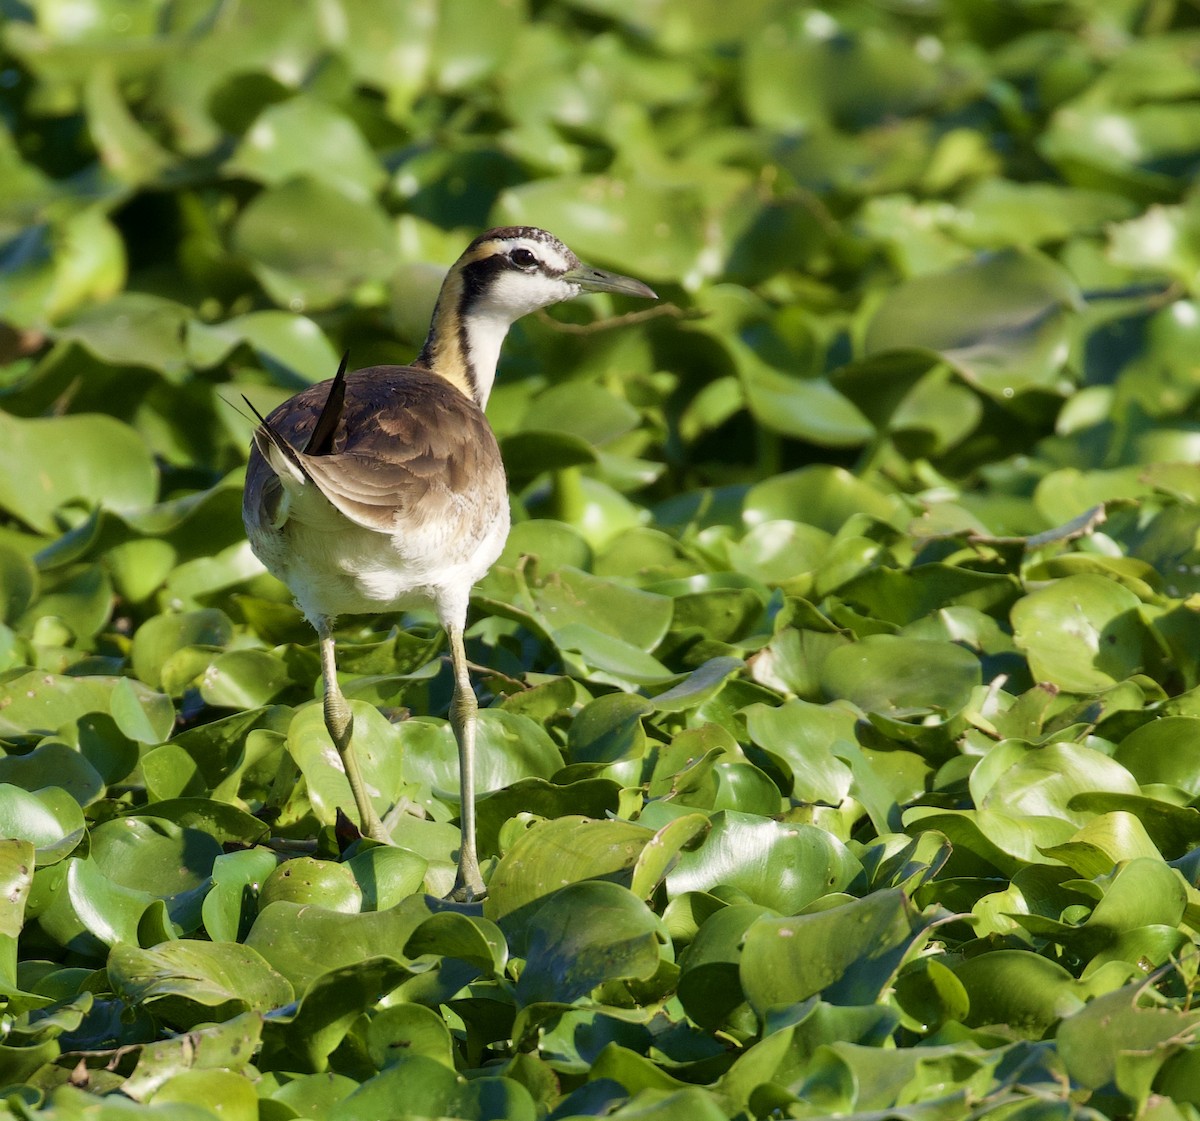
[305,350,350,457]
[243,395,310,481]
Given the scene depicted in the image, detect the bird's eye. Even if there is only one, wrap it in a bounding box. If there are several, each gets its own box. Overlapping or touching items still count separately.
[510,247,538,269]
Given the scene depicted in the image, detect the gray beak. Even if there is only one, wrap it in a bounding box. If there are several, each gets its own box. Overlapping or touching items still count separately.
[564,264,658,300]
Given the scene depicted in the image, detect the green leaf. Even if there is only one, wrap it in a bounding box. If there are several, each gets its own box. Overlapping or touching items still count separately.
[338,1055,535,1121]
[819,635,981,716]
[0,412,157,534]
[864,250,1079,397]
[744,467,896,533]
[1012,574,1152,692]
[108,940,293,1029]
[265,957,411,1072]
[0,785,85,867]
[233,178,395,311]
[244,897,428,997]
[953,950,1084,1038]
[485,817,655,937]
[740,889,929,1016]
[515,881,662,1006]
[666,811,860,913]
[226,96,385,201]
[259,856,363,913]
[122,1013,264,1101]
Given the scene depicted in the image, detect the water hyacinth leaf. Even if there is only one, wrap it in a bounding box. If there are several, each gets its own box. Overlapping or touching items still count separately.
[404,910,508,975]
[265,957,412,1073]
[819,635,981,716]
[286,701,405,828]
[743,700,855,805]
[202,848,278,944]
[836,565,1020,627]
[0,838,34,942]
[226,96,385,200]
[367,1003,456,1071]
[36,855,151,957]
[892,957,969,1032]
[980,742,1141,826]
[953,950,1084,1037]
[727,522,830,587]
[554,623,674,683]
[645,657,745,713]
[108,941,293,1030]
[232,177,395,310]
[244,897,429,997]
[738,356,872,446]
[495,173,712,284]
[121,1012,264,1102]
[130,609,235,691]
[531,567,673,652]
[743,466,896,532]
[139,799,271,846]
[1079,858,1187,949]
[743,13,942,132]
[740,889,928,1016]
[864,251,1079,396]
[0,545,37,624]
[1056,983,1200,1092]
[1012,574,1151,692]
[1069,791,1200,858]
[521,381,641,447]
[0,785,85,867]
[629,813,710,900]
[485,816,655,935]
[0,741,104,807]
[108,677,176,746]
[89,818,221,930]
[1112,716,1200,797]
[199,649,293,709]
[338,1055,536,1121]
[501,430,597,480]
[258,856,363,913]
[346,845,428,911]
[188,310,340,384]
[399,710,561,801]
[567,693,652,764]
[678,903,772,1030]
[0,672,143,742]
[710,761,783,815]
[515,881,662,1006]
[666,811,859,913]
[0,412,157,534]
[1042,811,1164,878]
[475,777,621,860]
[152,1069,259,1121]
[903,806,1071,874]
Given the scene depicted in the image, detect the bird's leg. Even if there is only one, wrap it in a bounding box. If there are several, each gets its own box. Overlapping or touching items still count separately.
[318,625,388,842]
[447,623,486,901]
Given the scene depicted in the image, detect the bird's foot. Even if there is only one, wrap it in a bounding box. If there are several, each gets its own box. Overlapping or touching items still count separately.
[361,817,391,844]
[448,877,487,904]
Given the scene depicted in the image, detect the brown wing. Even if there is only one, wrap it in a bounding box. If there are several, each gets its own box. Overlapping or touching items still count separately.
[244,365,506,536]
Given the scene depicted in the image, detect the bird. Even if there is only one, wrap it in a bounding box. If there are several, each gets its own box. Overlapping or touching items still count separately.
[242,226,657,900]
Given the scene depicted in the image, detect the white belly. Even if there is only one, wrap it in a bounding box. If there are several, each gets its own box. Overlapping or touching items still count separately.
[250,493,510,628]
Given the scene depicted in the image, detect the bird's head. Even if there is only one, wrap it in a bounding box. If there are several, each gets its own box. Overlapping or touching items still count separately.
[417,226,657,405]
[456,226,658,322]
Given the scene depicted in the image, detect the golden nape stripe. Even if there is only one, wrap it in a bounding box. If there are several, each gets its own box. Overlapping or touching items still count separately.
[242,227,656,902]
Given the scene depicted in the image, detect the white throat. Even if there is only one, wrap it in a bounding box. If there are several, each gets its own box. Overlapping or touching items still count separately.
[460,311,513,407]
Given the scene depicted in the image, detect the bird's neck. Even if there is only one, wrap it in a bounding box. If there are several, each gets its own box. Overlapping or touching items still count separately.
[414,273,510,408]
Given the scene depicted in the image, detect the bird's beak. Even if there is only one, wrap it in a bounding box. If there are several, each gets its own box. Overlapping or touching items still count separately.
[565,264,658,300]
